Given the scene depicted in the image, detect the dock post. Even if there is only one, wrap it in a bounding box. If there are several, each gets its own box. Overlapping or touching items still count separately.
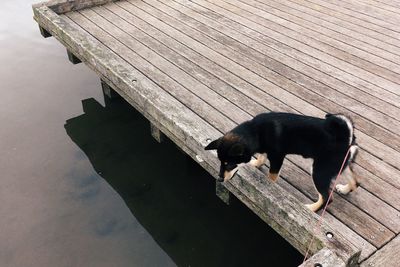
[150,123,165,143]
[216,181,230,205]
[101,79,119,99]
[66,49,81,64]
[39,26,51,38]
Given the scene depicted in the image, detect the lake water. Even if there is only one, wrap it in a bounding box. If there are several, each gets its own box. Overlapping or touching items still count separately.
[0,1,302,266]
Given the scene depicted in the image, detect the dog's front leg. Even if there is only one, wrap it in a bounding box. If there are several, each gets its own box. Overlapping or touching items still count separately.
[267,154,285,182]
[223,167,239,182]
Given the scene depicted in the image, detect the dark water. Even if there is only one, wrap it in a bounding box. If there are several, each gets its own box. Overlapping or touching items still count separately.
[0,1,302,266]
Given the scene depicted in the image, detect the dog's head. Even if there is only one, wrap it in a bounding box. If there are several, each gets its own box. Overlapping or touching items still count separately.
[205,132,252,182]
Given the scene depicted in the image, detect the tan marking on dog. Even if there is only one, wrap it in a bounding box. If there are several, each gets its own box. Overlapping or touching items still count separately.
[268,172,279,182]
[250,153,266,168]
[223,167,238,182]
[223,132,241,142]
[305,193,323,212]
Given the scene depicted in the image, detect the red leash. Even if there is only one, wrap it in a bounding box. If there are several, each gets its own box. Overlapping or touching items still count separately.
[302,147,352,263]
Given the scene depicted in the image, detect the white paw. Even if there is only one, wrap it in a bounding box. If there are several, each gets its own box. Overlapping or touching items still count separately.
[305,204,315,212]
[336,184,351,195]
[223,167,238,182]
[249,159,260,167]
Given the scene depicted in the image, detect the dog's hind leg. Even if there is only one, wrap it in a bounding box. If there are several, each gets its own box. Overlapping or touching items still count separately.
[336,166,360,195]
[336,146,360,195]
[305,193,324,212]
[267,154,285,182]
[249,153,266,168]
[306,160,335,212]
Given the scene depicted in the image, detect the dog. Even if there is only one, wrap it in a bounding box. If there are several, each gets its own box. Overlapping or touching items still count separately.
[205,112,360,212]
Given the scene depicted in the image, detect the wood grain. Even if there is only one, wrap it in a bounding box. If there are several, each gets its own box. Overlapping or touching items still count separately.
[361,235,400,267]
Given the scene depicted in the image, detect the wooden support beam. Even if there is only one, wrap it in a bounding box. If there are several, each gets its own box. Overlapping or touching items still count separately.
[150,123,165,143]
[216,181,230,205]
[66,49,81,64]
[101,79,119,99]
[39,26,52,38]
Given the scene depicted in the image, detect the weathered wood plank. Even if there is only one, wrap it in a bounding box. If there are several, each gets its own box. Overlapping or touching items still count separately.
[66,10,242,134]
[79,8,251,127]
[288,0,400,41]
[300,248,346,267]
[97,5,266,116]
[33,0,119,14]
[241,0,400,78]
[111,1,291,113]
[324,0,400,25]
[301,0,400,34]
[173,0,400,115]
[252,0,400,55]
[193,0,400,92]
[361,235,400,267]
[171,0,400,111]
[352,165,400,211]
[358,0,400,12]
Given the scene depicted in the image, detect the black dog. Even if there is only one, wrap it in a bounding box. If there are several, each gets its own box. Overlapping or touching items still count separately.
[205,112,360,212]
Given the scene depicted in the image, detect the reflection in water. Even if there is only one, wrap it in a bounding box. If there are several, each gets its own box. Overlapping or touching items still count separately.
[65,97,302,267]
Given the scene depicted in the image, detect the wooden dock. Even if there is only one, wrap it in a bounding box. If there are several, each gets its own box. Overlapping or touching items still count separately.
[33,0,400,266]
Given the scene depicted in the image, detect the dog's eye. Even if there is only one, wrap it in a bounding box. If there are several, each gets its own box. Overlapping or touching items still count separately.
[224,162,228,165]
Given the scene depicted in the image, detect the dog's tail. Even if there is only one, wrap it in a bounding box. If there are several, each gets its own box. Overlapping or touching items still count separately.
[325,113,355,145]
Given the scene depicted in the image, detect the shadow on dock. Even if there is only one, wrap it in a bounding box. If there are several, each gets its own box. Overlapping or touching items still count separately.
[64,97,302,267]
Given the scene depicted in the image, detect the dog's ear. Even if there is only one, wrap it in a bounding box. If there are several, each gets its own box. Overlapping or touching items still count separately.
[205,137,222,150]
[228,143,245,157]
